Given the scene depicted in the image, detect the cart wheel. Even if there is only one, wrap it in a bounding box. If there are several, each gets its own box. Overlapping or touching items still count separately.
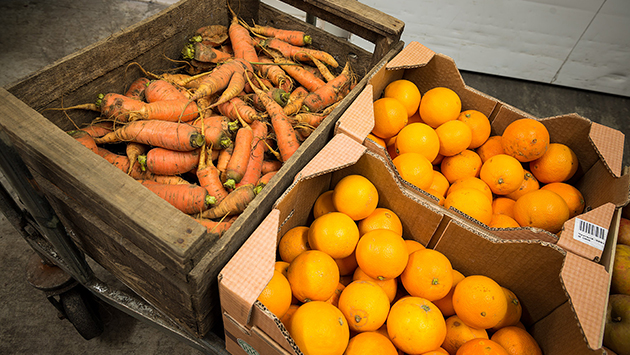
[60,285,104,340]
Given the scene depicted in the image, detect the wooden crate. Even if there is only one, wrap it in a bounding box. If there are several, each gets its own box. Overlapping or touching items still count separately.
[0,0,403,338]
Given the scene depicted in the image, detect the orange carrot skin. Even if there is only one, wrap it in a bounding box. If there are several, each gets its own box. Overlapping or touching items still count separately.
[229,16,258,64]
[284,86,309,116]
[191,59,243,101]
[68,130,98,153]
[125,77,151,100]
[236,120,268,188]
[197,163,229,203]
[97,147,146,179]
[216,97,259,124]
[145,79,190,102]
[138,175,190,185]
[80,121,114,138]
[195,215,237,235]
[191,115,232,149]
[139,181,212,214]
[140,147,201,175]
[277,59,326,92]
[261,159,282,175]
[303,62,351,112]
[182,41,232,63]
[100,93,146,122]
[210,70,246,108]
[126,142,149,174]
[251,25,311,46]
[255,86,300,162]
[254,170,278,194]
[262,38,338,68]
[200,183,256,219]
[216,144,234,180]
[258,56,293,92]
[129,99,199,122]
[94,120,205,151]
[224,127,255,188]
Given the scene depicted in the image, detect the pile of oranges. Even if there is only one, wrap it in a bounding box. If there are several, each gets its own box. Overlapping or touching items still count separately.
[369,80,584,234]
[258,174,543,355]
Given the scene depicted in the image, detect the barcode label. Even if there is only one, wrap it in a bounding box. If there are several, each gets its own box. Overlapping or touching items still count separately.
[573,218,608,251]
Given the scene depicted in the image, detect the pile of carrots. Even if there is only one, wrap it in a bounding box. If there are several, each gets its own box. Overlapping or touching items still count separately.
[63,9,356,236]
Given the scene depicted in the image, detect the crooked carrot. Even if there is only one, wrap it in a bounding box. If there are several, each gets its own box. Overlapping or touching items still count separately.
[283,86,308,116]
[216,96,261,124]
[261,37,338,68]
[125,77,151,100]
[228,7,259,65]
[195,215,238,235]
[248,23,311,47]
[94,120,205,151]
[302,62,352,112]
[139,181,215,214]
[200,183,256,219]
[254,170,278,194]
[68,130,98,154]
[144,79,190,102]
[126,142,149,175]
[223,126,254,189]
[138,147,201,176]
[181,41,232,63]
[235,120,268,188]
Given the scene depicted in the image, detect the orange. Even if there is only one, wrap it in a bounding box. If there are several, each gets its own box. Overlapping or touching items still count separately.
[257,270,293,319]
[313,190,336,219]
[357,207,403,236]
[393,152,435,191]
[423,348,451,355]
[433,153,445,165]
[324,282,345,308]
[426,188,446,206]
[452,275,508,330]
[332,174,379,221]
[308,211,359,259]
[431,171,451,198]
[280,303,300,330]
[400,249,454,301]
[409,111,424,124]
[447,177,493,203]
[512,189,570,234]
[442,315,489,355]
[275,260,290,277]
[436,120,473,157]
[287,250,340,302]
[458,110,491,149]
[384,79,422,118]
[490,288,523,332]
[490,326,542,355]
[540,182,585,218]
[405,239,426,255]
[456,338,509,355]
[445,188,493,226]
[278,225,311,263]
[433,269,466,317]
[488,214,520,229]
[479,154,524,196]
[289,301,350,355]
[355,229,409,281]
[476,136,504,163]
[395,122,440,162]
[338,280,391,332]
[387,296,447,354]
[366,133,387,148]
[529,143,579,183]
[441,150,483,183]
[501,118,549,163]
[353,266,398,303]
[386,135,399,160]
[372,97,409,139]
[345,331,399,355]
[491,197,516,219]
[504,170,539,201]
[334,250,358,276]
[419,87,462,129]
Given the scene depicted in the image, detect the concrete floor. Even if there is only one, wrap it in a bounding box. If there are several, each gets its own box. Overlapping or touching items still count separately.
[1,0,629,354]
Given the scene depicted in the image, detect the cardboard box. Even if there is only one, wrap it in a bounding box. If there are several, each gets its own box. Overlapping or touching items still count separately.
[218,132,617,354]
[343,41,630,262]
[0,0,404,338]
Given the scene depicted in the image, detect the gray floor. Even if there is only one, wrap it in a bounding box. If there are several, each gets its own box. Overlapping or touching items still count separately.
[1,0,629,354]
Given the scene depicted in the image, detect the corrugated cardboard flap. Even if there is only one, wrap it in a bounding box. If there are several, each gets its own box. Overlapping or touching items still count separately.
[293,133,366,182]
[385,41,435,70]
[558,203,616,261]
[560,252,609,350]
[589,121,625,178]
[334,84,375,144]
[218,209,280,326]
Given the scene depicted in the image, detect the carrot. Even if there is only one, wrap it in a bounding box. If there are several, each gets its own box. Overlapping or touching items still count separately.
[304,53,335,82]
[271,55,325,92]
[228,8,258,65]
[216,96,261,124]
[97,147,146,179]
[197,147,229,203]
[125,77,151,100]
[139,181,215,214]
[260,37,338,68]
[138,147,201,176]
[191,115,233,149]
[261,159,282,175]
[200,183,256,219]
[235,120,268,188]
[292,112,327,128]
[94,120,205,151]
[145,79,190,102]
[247,75,300,162]
[192,24,229,46]
[68,130,98,153]
[254,170,278,194]
[257,56,293,92]
[181,41,232,64]
[80,121,114,138]
[283,86,309,116]
[209,66,246,108]
[223,126,254,189]
[138,175,190,185]
[190,59,245,101]
[216,143,234,181]
[302,62,352,113]
[100,93,147,123]
[195,215,237,235]
[126,142,149,175]
[248,24,311,46]
[128,99,199,122]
